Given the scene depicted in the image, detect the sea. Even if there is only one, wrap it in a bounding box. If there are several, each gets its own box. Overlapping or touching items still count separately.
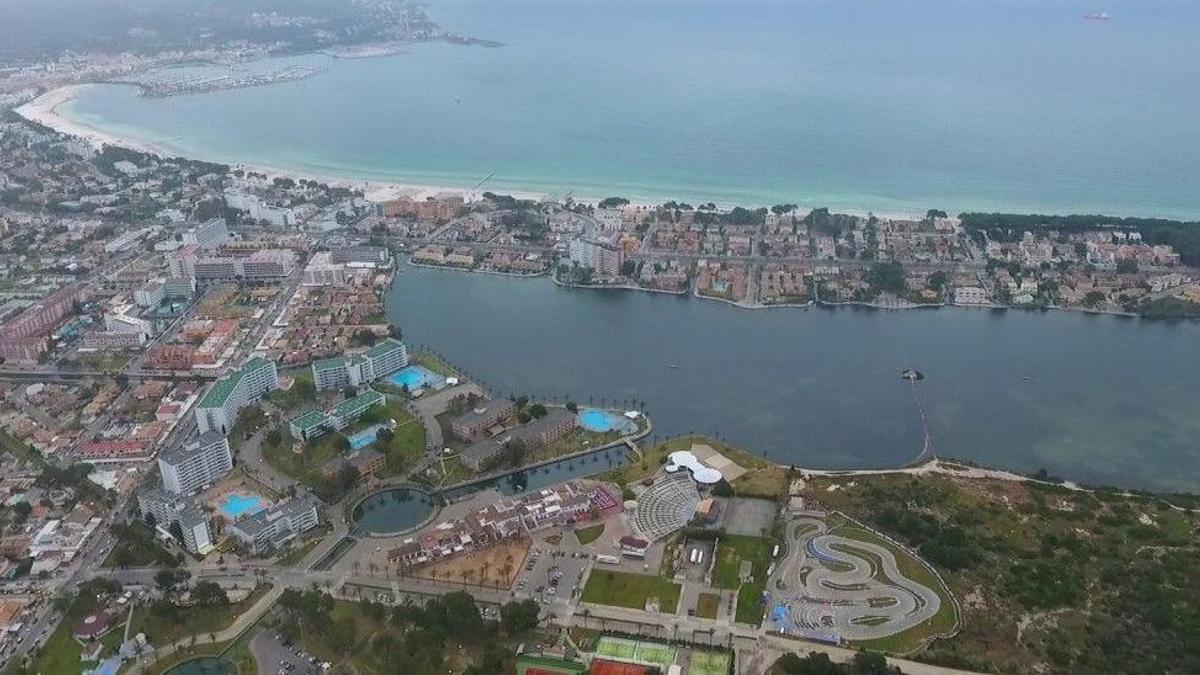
[60,0,1200,218]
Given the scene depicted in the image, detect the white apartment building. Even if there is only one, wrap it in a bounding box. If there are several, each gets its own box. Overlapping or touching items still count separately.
[158,431,234,495]
[195,357,279,435]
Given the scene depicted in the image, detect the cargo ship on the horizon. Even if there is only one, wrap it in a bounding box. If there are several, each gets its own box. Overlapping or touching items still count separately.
[1084,11,1111,21]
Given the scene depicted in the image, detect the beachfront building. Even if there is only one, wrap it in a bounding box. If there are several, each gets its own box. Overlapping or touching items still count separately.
[136,487,215,555]
[569,238,625,277]
[451,399,517,440]
[157,431,233,495]
[226,497,319,555]
[288,389,386,442]
[310,338,408,391]
[195,357,279,435]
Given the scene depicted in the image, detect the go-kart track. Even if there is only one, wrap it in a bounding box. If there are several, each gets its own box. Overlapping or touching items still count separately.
[767,518,943,642]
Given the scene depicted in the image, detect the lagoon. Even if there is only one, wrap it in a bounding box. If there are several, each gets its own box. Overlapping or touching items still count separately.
[386,265,1200,493]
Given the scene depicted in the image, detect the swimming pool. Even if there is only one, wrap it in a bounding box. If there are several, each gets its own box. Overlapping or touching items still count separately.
[578,408,638,434]
[388,365,446,391]
[219,492,267,520]
[347,422,391,450]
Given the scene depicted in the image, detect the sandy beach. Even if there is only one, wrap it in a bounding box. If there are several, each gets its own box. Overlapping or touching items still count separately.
[14,85,549,205]
[13,84,925,218]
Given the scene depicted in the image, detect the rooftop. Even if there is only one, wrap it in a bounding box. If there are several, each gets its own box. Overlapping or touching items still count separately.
[333,389,384,417]
[290,410,329,432]
[364,337,405,360]
[199,357,273,408]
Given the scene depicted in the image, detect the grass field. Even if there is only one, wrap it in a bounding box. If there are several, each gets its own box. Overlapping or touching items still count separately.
[413,350,459,378]
[694,593,720,620]
[711,534,774,625]
[574,524,605,546]
[581,570,681,613]
[688,650,731,675]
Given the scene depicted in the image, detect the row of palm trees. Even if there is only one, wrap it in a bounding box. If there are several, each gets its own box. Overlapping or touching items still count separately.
[348,551,521,590]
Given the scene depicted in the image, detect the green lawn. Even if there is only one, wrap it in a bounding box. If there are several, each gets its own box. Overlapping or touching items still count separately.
[711,534,775,625]
[27,581,119,675]
[103,522,179,568]
[129,584,273,648]
[413,351,459,378]
[268,371,317,411]
[574,524,605,546]
[581,570,681,613]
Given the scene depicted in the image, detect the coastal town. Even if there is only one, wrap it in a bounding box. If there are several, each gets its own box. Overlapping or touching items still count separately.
[0,8,1200,675]
[0,108,1196,675]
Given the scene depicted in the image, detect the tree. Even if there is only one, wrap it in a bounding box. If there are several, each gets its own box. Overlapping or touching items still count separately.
[927,271,947,292]
[1116,259,1139,274]
[191,581,229,606]
[865,261,906,295]
[155,569,190,598]
[500,598,540,635]
[504,439,527,468]
[527,403,548,419]
[565,401,578,413]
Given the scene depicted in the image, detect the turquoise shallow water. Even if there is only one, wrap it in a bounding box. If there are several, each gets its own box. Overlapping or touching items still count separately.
[61,0,1200,217]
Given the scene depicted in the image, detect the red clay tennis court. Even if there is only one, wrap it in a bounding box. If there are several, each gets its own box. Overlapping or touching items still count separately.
[589,659,651,675]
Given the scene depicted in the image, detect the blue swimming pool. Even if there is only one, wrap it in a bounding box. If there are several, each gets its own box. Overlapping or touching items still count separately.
[219,492,267,520]
[347,422,390,450]
[578,408,638,434]
[388,365,446,391]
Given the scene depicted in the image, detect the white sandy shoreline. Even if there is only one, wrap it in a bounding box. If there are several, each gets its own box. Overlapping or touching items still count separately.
[14,85,549,205]
[13,84,923,217]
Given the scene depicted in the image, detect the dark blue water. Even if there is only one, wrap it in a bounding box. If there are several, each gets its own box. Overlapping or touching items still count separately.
[387,266,1200,493]
[352,487,438,535]
[441,445,632,501]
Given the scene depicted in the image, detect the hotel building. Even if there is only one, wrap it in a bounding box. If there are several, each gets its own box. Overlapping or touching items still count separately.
[226,498,319,555]
[195,357,279,435]
[310,338,408,391]
[158,432,233,495]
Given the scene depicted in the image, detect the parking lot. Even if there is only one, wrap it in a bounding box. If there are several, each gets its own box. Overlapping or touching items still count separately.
[251,630,329,675]
[513,545,591,607]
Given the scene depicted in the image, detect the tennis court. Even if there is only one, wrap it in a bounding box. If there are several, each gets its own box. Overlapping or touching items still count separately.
[595,637,638,661]
[595,637,676,669]
[687,650,730,675]
[633,642,675,668]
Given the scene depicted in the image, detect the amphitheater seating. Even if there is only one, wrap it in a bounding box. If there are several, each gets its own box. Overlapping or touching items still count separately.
[631,473,701,541]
